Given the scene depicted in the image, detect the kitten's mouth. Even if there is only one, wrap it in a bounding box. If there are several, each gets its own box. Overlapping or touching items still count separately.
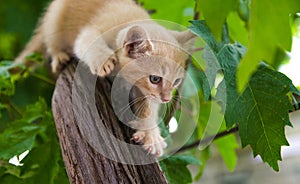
[148,94,170,104]
[161,98,170,103]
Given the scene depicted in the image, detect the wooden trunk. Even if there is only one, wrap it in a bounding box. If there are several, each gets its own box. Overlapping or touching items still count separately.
[52,61,167,184]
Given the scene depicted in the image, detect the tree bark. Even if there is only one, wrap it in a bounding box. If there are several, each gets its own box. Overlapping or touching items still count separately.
[52,61,168,184]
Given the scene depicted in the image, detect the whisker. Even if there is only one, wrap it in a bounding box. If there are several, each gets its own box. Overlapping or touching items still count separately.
[118,96,146,112]
[134,99,147,118]
[117,96,147,118]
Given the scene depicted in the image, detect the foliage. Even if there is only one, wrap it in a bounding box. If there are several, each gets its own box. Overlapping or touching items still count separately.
[1,2,66,182]
[0,0,49,60]
[0,59,68,183]
[196,0,300,91]
[190,20,300,171]
[214,122,238,172]
[139,0,194,26]
[160,155,200,184]
[0,0,299,184]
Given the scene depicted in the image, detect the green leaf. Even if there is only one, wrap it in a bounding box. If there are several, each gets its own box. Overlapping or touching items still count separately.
[0,136,36,160]
[237,0,300,91]
[190,20,220,53]
[0,98,68,183]
[189,20,245,102]
[236,65,295,171]
[237,0,250,21]
[194,147,210,181]
[196,94,212,137]
[197,99,226,150]
[214,122,238,171]
[227,11,248,45]
[184,63,211,100]
[0,160,21,178]
[0,132,68,184]
[160,155,200,184]
[213,40,295,171]
[216,43,246,127]
[20,134,68,184]
[197,0,238,40]
[222,61,297,171]
[139,0,194,26]
[191,20,296,170]
[0,98,49,160]
[0,61,26,96]
[189,20,222,100]
[201,45,220,100]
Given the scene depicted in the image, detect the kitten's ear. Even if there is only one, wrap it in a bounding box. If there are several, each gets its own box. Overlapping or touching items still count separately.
[171,30,197,53]
[123,26,152,58]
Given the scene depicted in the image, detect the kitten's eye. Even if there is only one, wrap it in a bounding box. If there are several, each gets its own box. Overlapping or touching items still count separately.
[149,75,162,84]
[173,78,181,86]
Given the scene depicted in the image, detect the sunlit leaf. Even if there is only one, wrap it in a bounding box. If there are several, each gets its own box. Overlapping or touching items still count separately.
[227,12,248,45]
[139,0,194,26]
[197,0,238,40]
[214,122,238,171]
[194,147,210,181]
[237,0,300,91]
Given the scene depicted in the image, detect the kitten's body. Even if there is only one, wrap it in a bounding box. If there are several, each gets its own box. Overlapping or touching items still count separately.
[16,0,195,156]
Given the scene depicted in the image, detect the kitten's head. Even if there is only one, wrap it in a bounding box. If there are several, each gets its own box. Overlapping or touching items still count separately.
[116,25,195,103]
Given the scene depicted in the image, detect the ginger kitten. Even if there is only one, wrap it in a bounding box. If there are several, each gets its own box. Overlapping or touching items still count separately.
[16,0,195,156]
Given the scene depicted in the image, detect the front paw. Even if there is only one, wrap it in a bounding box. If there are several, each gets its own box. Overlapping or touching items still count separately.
[132,130,167,156]
[90,55,117,77]
[51,52,70,73]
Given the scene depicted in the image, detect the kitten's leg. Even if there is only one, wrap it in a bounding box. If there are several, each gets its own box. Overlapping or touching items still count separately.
[129,100,167,156]
[74,26,117,77]
[50,50,70,73]
[41,0,72,73]
[132,126,167,156]
[45,32,71,73]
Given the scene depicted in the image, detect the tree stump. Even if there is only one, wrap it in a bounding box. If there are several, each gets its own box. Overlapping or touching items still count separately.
[52,61,167,184]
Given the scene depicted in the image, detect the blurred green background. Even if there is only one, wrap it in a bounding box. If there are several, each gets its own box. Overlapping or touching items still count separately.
[0,0,55,123]
[0,0,49,60]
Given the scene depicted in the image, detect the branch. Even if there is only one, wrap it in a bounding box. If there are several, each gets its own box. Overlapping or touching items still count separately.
[193,1,200,20]
[173,126,239,153]
[192,47,204,52]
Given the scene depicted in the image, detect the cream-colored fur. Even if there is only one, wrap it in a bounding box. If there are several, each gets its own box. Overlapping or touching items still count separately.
[16,0,195,156]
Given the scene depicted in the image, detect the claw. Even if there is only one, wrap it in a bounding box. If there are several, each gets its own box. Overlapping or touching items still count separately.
[156,151,160,156]
[162,141,167,149]
[132,129,166,156]
[130,135,138,142]
[98,56,117,76]
[133,135,139,142]
[147,146,152,154]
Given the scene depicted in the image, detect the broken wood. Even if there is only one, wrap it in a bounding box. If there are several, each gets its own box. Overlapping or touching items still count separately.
[52,61,167,184]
